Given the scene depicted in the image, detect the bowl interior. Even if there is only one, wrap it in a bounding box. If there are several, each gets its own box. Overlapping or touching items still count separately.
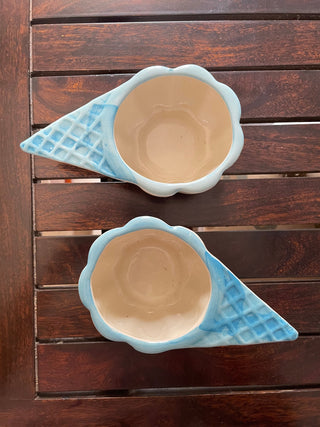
[114,75,233,184]
[90,229,212,342]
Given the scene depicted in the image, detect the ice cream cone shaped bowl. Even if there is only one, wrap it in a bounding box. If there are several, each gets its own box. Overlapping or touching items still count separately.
[20,65,243,196]
[79,217,298,353]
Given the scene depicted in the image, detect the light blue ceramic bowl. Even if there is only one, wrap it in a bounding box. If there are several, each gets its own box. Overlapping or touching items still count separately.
[79,217,298,354]
[20,65,244,197]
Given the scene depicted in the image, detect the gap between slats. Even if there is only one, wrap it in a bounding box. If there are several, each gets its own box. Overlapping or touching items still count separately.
[35,278,320,288]
[31,66,320,78]
[35,173,320,184]
[36,384,320,399]
[31,15,320,26]
[36,223,320,237]
[31,0,320,21]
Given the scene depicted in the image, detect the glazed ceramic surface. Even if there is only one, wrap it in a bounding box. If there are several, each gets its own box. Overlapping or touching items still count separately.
[90,228,212,342]
[79,217,298,354]
[20,65,244,196]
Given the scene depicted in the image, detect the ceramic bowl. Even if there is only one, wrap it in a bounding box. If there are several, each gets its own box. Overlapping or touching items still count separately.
[20,65,244,197]
[79,217,298,353]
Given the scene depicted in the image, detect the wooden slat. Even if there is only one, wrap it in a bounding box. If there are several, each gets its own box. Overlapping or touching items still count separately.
[32,22,320,72]
[2,391,320,426]
[35,178,320,231]
[34,124,320,179]
[36,236,96,285]
[34,158,103,179]
[32,74,128,125]
[36,282,320,340]
[248,283,320,334]
[201,230,320,279]
[36,230,320,285]
[37,337,319,392]
[37,288,98,339]
[32,71,320,125]
[0,0,34,399]
[32,0,320,20]
[236,124,320,174]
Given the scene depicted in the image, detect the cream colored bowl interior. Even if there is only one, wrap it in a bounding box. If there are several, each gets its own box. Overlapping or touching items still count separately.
[91,229,212,342]
[114,75,233,183]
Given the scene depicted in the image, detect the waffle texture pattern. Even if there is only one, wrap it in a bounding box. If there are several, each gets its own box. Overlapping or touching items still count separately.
[79,217,298,353]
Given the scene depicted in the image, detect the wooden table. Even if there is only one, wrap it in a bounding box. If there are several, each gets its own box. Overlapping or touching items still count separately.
[1,1,320,425]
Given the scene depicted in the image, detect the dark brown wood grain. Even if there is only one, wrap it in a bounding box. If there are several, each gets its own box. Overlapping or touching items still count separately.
[36,282,320,340]
[34,124,320,179]
[32,71,320,125]
[34,157,103,179]
[32,74,129,125]
[32,0,320,20]
[2,0,320,421]
[1,390,320,426]
[0,0,34,399]
[234,124,320,174]
[37,337,319,392]
[37,288,99,339]
[32,22,320,72]
[35,230,320,285]
[200,230,320,279]
[248,282,320,334]
[34,178,320,231]
[36,236,96,285]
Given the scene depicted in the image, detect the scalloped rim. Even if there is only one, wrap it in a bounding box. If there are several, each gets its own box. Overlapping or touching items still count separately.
[79,216,221,353]
[79,216,298,353]
[107,65,244,196]
[20,65,244,197]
